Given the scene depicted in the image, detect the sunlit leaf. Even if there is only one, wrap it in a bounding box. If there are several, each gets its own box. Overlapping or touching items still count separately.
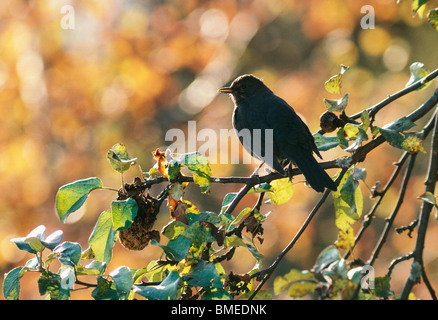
[324,65,349,94]
[267,178,294,204]
[372,276,394,298]
[133,270,180,300]
[324,93,349,112]
[412,0,429,17]
[56,177,103,223]
[107,143,137,173]
[111,198,138,231]
[88,210,118,265]
[92,276,119,300]
[162,220,189,240]
[274,269,317,298]
[53,241,82,266]
[38,270,70,300]
[332,169,363,249]
[3,267,23,300]
[10,225,46,254]
[110,266,133,299]
[184,261,222,288]
[313,246,340,273]
[180,152,212,193]
[406,62,431,91]
[344,125,368,153]
[335,226,355,250]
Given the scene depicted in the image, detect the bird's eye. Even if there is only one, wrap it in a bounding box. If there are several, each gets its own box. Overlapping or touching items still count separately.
[240,84,246,90]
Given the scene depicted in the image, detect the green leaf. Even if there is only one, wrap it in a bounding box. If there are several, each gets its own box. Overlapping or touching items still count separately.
[229,207,252,228]
[384,116,416,132]
[246,243,264,270]
[92,276,119,300]
[224,234,246,247]
[406,62,431,91]
[180,152,212,193]
[274,269,317,298]
[313,245,340,273]
[54,242,82,266]
[10,225,46,254]
[56,177,103,223]
[344,126,368,153]
[183,221,216,246]
[38,270,70,300]
[110,266,133,299]
[378,117,425,153]
[186,211,221,225]
[107,143,137,173]
[324,93,349,112]
[428,8,438,30]
[41,230,64,250]
[267,178,294,204]
[372,276,394,298]
[75,261,106,276]
[133,270,180,300]
[111,198,138,231]
[88,210,118,265]
[313,133,341,152]
[184,261,223,288]
[220,192,238,213]
[360,110,370,131]
[167,159,183,181]
[162,220,189,240]
[3,267,23,300]
[151,236,191,261]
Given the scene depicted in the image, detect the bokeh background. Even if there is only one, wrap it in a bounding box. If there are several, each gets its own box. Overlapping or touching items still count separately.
[1,0,438,299]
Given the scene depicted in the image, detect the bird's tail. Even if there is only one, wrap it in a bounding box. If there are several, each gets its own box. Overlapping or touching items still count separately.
[293,153,337,192]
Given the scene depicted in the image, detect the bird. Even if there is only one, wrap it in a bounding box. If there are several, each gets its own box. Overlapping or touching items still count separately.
[219,74,337,192]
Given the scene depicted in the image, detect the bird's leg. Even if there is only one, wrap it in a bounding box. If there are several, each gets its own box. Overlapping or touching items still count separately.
[250,161,264,187]
[287,163,293,182]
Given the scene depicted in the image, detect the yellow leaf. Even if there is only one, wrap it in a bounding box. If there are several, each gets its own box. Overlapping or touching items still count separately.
[268,178,294,204]
[335,226,355,250]
[324,65,349,94]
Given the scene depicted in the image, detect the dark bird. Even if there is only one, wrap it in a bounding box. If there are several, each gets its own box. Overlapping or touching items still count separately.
[219,74,337,192]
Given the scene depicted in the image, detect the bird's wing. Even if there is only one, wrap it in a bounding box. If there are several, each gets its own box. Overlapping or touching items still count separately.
[264,94,321,159]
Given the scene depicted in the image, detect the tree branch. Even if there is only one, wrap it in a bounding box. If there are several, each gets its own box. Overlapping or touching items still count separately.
[400,106,438,299]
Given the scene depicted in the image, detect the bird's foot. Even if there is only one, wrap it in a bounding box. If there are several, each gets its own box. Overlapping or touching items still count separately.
[286,164,294,182]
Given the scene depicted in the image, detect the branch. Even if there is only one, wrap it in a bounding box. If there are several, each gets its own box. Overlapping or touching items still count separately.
[400,106,438,299]
[367,153,417,266]
[351,68,438,121]
[248,168,349,300]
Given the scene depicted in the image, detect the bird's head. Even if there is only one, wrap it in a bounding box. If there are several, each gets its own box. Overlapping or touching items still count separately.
[219,74,270,103]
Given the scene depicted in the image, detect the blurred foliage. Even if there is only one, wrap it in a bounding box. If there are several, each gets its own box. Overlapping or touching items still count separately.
[1,0,438,299]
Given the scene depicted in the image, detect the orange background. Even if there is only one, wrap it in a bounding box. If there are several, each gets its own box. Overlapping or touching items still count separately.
[1,0,437,299]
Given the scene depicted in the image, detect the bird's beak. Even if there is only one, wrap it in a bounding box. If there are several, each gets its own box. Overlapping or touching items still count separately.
[218,87,233,93]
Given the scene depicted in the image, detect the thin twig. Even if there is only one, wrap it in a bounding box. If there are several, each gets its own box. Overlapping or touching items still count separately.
[248,168,348,300]
[368,154,417,266]
[400,106,438,299]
